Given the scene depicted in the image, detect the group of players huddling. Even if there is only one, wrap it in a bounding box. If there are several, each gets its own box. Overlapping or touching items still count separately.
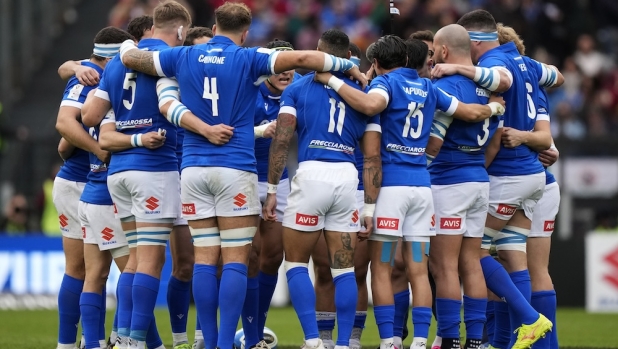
[52,2,564,349]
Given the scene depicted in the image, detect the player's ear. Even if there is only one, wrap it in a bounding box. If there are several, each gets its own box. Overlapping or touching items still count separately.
[346,50,351,59]
[212,24,217,35]
[240,29,249,45]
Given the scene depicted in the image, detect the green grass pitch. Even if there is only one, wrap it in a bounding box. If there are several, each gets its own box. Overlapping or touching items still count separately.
[1,307,617,349]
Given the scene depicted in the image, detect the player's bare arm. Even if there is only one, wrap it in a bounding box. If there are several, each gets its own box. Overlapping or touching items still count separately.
[119,42,159,76]
[99,123,165,152]
[58,60,100,85]
[314,72,387,116]
[501,120,551,151]
[485,126,503,168]
[56,106,106,161]
[539,140,559,167]
[82,90,112,127]
[360,130,381,239]
[267,113,296,185]
[432,64,513,93]
[58,137,75,161]
[450,94,505,122]
[273,51,367,88]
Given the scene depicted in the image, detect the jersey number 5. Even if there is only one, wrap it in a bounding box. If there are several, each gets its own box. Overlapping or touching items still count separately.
[123,73,137,110]
[203,77,220,116]
[328,97,346,136]
[402,101,424,139]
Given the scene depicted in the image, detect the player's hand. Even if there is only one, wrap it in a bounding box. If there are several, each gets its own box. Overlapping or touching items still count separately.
[365,64,376,82]
[501,127,526,148]
[539,148,559,167]
[141,131,166,149]
[204,124,234,145]
[358,216,373,241]
[75,66,100,86]
[95,148,111,163]
[345,65,368,89]
[314,72,333,85]
[263,121,277,139]
[489,94,506,108]
[262,193,278,222]
[431,63,459,79]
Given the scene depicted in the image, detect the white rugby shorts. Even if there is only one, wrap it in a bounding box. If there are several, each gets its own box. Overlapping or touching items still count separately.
[173,181,187,226]
[107,170,180,221]
[488,173,545,221]
[79,201,128,250]
[356,190,365,211]
[282,161,359,232]
[258,178,290,223]
[432,182,489,238]
[370,186,435,242]
[52,177,86,240]
[181,166,260,219]
[529,182,560,238]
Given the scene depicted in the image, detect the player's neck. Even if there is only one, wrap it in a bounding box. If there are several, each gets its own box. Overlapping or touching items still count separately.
[88,59,106,70]
[265,80,282,96]
[478,41,500,56]
[445,56,473,66]
[151,31,180,48]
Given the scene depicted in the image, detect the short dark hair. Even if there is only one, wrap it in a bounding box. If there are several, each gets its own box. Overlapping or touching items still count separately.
[366,42,376,62]
[405,39,428,70]
[127,15,153,41]
[153,1,192,30]
[214,2,252,33]
[266,38,294,51]
[457,9,497,32]
[318,29,350,58]
[184,27,213,46]
[91,27,135,61]
[349,42,361,59]
[409,30,434,43]
[373,35,407,70]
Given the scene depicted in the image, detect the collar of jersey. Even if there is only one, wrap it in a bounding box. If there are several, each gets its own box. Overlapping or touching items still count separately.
[390,67,419,79]
[209,35,235,46]
[479,41,517,62]
[138,38,168,49]
[259,82,281,99]
[81,60,104,74]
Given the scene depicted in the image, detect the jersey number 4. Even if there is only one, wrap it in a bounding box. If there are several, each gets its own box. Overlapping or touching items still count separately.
[402,101,424,139]
[203,77,220,116]
[328,97,346,136]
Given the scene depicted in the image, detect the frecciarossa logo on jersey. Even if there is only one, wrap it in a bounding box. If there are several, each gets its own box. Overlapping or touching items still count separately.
[386,143,425,156]
[90,163,108,173]
[116,118,153,130]
[309,140,354,155]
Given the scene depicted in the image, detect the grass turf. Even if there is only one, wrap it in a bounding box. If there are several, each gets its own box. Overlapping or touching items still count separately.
[1,307,617,349]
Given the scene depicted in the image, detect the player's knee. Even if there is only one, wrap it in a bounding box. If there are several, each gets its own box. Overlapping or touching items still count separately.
[172,259,194,282]
[65,259,86,279]
[260,249,283,274]
[314,264,334,285]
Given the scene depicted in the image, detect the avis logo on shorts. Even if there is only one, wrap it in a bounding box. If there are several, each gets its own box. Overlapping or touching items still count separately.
[233,193,248,212]
[296,213,318,226]
[544,220,555,232]
[377,217,399,230]
[440,217,462,229]
[497,204,516,216]
[144,196,161,215]
[182,203,196,215]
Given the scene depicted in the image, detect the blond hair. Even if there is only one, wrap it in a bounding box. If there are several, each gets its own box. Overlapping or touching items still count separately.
[154,1,192,30]
[497,23,525,55]
[215,2,252,33]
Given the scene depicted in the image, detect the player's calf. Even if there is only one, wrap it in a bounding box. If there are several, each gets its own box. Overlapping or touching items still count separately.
[402,240,432,349]
[169,224,194,348]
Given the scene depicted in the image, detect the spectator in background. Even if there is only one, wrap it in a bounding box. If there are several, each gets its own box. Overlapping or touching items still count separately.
[38,163,62,236]
[573,34,613,78]
[0,193,33,234]
[554,102,587,140]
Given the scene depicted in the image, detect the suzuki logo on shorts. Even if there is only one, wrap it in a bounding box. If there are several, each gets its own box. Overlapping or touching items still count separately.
[440,217,462,229]
[352,210,359,223]
[59,214,69,229]
[113,203,118,214]
[101,227,114,241]
[377,217,399,230]
[145,196,160,212]
[603,247,618,289]
[296,213,318,226]
[431,214,436,227]
[182,203,196,215]
[544,220,555,232]
[497,204,516,216]
[233,193,248,211]
[82,227,86,239]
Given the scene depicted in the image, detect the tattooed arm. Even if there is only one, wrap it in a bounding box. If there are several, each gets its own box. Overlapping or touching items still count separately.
[362,130,382,205]
[121,49,158,76]
[267,113,297,185]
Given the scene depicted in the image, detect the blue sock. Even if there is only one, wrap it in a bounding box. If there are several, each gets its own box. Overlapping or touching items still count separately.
[412,307,432,340]
[374,305,395,339]
[242,277,260,348]
[113,307,119,334]
[463,296,486,340]
[218,263,248,349]
[493,302,510,349]
[531,290,558,349]
[194,265,219,349]
[286,265,318,340]
[436,298,461,339]
[480,256,538,324]
[80,292,102,349]
[117,272,135,338]
[100,287,106,341]
[167,276,191,335]
[485,300,496,345]
[354,311,367,329]
[393,290,410,338]
[146,314,163,349]
[58,274,84,344]
[257,271,278,337]
[130,273,160,341]
[509,270,532,347]
[333,271,358,346]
